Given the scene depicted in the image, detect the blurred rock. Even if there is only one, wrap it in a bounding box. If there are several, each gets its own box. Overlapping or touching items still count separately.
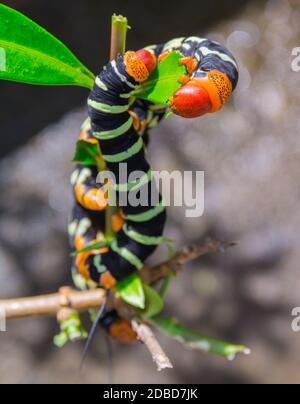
[0,247,25,298]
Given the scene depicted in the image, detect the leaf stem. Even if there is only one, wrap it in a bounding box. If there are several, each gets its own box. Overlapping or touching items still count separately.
[110,14,129,60]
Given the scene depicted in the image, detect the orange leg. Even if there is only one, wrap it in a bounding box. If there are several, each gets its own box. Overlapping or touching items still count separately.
[129,111,148,136]
[99,271,117,289]
[111,210,125,233]
[178,75,190,85]
[158,50,171,63]
[109,318,137,343]
[74,235,109,280]
[179,56,198,75]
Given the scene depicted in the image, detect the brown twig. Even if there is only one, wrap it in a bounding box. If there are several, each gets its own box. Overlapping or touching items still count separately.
[140,239,236,284]
[0,288,106,319]
[132,320,173,371]
[0,240,233,320]
[0,240,234,370]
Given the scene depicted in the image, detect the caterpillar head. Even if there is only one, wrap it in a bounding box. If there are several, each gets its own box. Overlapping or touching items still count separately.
[169,71,233,118]
[136,49,157,74]
[169,81,212,118]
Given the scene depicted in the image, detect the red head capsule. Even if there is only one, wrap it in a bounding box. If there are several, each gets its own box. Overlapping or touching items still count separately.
[136,49,157,74]
[169,82,212,118]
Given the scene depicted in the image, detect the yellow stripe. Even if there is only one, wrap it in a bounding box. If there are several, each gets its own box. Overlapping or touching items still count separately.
[110,240,143,270]
[93,117,132,140]
[102,137,143,163]
[88,99,129,114]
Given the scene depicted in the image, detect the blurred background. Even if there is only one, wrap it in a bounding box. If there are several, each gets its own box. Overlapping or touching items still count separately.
[0,0,300,384]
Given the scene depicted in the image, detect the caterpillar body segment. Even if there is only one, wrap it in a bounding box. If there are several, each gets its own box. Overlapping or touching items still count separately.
[86,52,167,285]
[152,36,238,89]
[71,165,108,212]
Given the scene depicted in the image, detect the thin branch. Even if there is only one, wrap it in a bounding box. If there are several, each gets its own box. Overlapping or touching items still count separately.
[132,320,173,371]
[140,239,236,285]
[0,287,106,319]
[0,239,233,372]
[0,240,233,320]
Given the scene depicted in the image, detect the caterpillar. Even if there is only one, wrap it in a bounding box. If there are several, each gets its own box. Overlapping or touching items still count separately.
[69,36,239,342]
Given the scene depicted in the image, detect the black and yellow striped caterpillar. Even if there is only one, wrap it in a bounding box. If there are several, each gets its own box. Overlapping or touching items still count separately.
[68,36,238,341]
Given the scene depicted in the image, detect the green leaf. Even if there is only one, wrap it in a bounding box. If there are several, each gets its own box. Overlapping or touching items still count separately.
[116,273,145,309]
[0,4,94,88]
[53,332,68,348]
[137,284,164,319]
[71,240,110,257]
[152,317,251,360]
[54,313,87,347]
[72,140,101,166]
[135,51,185,105]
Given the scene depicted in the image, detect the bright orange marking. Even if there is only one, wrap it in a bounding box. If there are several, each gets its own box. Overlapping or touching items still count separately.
[100,271,117,289]
[84,188,108,211]
[190,71,232,113]
[109,319,137,344]
[79,129,89,140]
[74,235,85,250]
[129,111,140,131]
[179,56,198,75]
[158,51,171,62]
[75,184,108,211]
[129,111,148,136]
[178,75,190,85]
[124,51,149,83]
[74,235,109,281]
[83,189,102,211]
[138,119,148,136]
[111,211,125,233]
[74,234,92,280]
[74,183,85,206]
[86,138,98,145]
[76,252,91,280]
